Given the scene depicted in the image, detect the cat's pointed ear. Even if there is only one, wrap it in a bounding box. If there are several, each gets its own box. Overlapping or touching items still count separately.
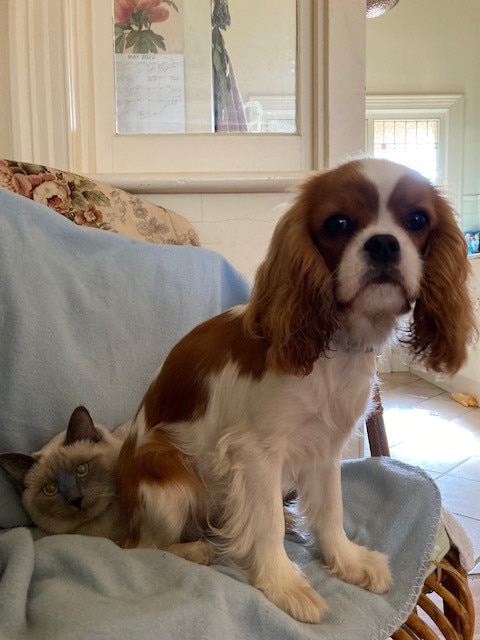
[0,453,37,491]
[65,406,102,445]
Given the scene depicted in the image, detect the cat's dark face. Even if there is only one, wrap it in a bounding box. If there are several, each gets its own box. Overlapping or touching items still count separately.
[0,407,124,534]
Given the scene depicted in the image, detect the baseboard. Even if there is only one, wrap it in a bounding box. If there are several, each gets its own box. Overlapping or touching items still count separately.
[410,366,479,396]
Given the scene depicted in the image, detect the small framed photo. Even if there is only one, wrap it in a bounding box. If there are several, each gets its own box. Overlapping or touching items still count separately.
[464,231,480,254]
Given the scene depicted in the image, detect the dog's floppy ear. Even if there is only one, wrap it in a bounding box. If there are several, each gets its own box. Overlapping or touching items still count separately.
[408,193,477,374]
[244,192,339,376]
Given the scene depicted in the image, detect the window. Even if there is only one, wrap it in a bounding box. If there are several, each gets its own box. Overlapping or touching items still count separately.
[372,118,439,183]
[366,95,464,209]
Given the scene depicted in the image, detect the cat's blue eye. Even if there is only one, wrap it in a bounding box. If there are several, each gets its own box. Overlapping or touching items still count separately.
[76,462,89,478]
[42,482,58,496]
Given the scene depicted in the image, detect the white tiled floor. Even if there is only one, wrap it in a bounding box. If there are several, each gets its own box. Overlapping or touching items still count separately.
[377,372,480,574]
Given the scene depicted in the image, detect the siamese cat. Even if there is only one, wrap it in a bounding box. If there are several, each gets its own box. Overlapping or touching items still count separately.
[0,407,211,564]
[0,407,130,544]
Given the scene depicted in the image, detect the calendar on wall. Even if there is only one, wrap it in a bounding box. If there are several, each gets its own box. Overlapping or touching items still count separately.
[115,53,186,134]
[113,0,186,134]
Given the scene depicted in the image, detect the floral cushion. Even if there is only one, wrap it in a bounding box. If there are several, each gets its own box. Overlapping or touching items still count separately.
[0,159,200,247]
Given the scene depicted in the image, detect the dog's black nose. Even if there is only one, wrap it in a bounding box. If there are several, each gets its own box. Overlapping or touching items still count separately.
[364,234,400,266]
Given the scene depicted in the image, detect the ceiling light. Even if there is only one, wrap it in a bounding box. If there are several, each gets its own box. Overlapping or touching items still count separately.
[367,0,399,19]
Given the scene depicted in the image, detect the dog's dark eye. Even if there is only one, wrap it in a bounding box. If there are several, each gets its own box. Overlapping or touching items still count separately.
[323,214,354,238]
[406,209,429,232]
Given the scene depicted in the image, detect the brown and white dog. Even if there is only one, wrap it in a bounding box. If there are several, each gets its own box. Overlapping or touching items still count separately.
[116,158,475,623]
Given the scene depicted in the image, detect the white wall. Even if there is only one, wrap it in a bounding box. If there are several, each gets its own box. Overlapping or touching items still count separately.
[144,190,292,282]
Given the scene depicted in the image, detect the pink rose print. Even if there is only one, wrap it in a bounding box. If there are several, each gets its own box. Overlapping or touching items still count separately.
[30,178,72,214]
[74,206,104,228]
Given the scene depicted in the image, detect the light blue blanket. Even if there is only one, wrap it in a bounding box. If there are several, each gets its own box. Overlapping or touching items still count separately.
[0,459,440,640]
[0,187,441,639]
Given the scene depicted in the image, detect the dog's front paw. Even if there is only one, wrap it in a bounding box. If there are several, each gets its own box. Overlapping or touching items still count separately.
[325,542,392,593]
[260,571,326,624]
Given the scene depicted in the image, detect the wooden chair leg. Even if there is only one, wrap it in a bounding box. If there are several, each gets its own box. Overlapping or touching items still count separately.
[366,384,390,456]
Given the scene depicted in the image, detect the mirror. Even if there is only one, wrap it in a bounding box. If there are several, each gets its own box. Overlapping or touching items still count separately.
[113,0,297,134]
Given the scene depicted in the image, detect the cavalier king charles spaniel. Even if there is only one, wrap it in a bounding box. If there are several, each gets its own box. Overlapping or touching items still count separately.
[116,158,475,623]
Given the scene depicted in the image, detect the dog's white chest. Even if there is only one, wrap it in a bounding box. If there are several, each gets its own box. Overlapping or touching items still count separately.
[292,351,376,440]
